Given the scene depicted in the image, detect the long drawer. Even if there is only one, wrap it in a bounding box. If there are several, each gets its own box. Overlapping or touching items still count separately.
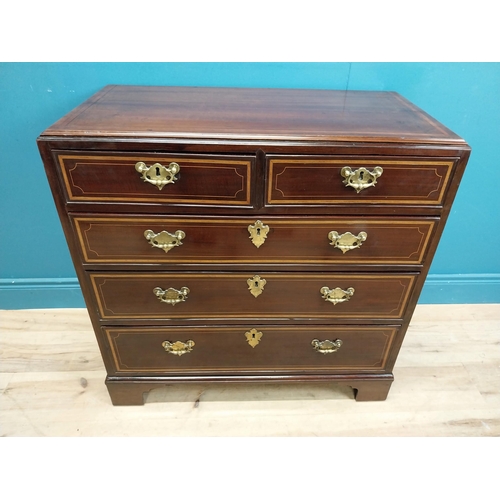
[90,272,416,320]
[267,156,455,206]
[104,325,399,374]
[56,152,255,206]
[73,215,436,266]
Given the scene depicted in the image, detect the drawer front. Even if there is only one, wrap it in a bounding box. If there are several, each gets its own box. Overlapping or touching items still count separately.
[267,156,455,206]
[73,215,436,266]
[56,153,254,206]
[104,325,398,374]
[90,272,416,320]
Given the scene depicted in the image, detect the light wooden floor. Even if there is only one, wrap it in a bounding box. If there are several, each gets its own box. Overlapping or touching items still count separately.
[1,304,499,437]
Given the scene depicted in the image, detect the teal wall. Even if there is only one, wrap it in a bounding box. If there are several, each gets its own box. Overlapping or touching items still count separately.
[1,63,499,308]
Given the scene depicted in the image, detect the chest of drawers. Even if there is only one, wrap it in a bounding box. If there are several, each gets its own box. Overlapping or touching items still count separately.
[38,85,470,404]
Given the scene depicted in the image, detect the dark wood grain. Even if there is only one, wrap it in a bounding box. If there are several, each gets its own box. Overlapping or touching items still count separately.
[90,272,416,321]
[37,85,471,404]
[57,152,255,206]
[104,325,398,374]
[267,156,455,206]
[104,373,395,405]
[72,215,437,266]
[42,86,465,144]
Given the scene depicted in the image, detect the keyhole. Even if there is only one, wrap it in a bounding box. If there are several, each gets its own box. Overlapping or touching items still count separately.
[155,166,161,177]
[256,228,261,235]
[359,171,364,180]
[254,281,259,287]
[252,333,256,339]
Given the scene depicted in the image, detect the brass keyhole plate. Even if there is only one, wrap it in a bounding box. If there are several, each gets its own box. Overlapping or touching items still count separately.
[245,328,263,348]
[247,275,266,298]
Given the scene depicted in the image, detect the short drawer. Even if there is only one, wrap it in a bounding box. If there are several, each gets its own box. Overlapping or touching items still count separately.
[56,152,255,207]
[90,272,416,320]
[267,156,455,206]
[104,325,398,374]
[73,215,436,266]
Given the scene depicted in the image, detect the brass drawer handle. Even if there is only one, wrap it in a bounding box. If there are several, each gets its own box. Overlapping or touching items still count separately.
[320,286,355,305]
[135,161,180,190]
[248,220,270,248]
[311,338,343,354]
[341,166,383,193]
[144,229,185,254]
[245,328,263,348]
[153,286,190,305]
[328,231,367,254]
[162,340,195,356]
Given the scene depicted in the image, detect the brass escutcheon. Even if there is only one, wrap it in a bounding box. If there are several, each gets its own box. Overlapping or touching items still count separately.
[328,231,367,254]
[153,286,190,305]
[144,229,186,254]
[311,338,343,354]
[245,328,263,348]
[341,166,383,193]
[162,340,195,356]
[247,275,266,298]
[248,220,270,248]
[135,161,180,190]
[320,286,355,305]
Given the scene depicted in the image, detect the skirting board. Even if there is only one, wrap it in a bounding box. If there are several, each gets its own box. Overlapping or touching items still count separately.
[419,274,500,305]
[0,274,499,309]
[0,278,86,310]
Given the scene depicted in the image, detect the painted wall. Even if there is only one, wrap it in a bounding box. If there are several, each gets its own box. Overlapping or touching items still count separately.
[1,63,499,307]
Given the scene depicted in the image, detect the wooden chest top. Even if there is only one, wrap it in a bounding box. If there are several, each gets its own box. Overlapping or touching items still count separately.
[40,85,464,144]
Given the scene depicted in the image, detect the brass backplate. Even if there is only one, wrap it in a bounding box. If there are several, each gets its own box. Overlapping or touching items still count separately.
[247,275,266,298]
[248,220,270,248]
[328,231,367,254]
[153,286,190,305]
[341,166,383,193]
[245,328,263,348]
[135,161,180,190]
[144,229,185,253]
[311,338,343,354]
[320,286,355,305]
[162,340,195,356]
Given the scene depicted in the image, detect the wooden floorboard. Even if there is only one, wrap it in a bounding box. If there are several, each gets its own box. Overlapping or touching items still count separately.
[1,304,499,437]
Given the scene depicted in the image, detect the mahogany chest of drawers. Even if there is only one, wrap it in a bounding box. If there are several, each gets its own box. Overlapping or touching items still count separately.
[38,85,470,404]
